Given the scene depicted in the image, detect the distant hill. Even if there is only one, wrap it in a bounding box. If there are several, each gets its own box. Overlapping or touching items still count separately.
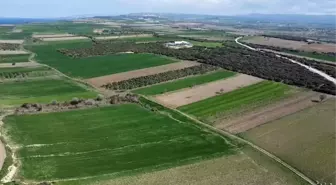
[0,18,59,24]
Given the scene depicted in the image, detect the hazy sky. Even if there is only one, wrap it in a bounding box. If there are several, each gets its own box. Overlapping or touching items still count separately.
[1,0,335,18]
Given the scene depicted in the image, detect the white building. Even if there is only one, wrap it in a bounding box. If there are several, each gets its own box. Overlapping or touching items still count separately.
[165,41,193,49]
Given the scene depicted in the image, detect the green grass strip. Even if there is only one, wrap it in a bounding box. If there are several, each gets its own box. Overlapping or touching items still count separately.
[133,70,236,95]
[178,81,291,118]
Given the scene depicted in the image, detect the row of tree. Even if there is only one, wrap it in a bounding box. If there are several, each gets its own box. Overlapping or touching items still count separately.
[102,64,218,90]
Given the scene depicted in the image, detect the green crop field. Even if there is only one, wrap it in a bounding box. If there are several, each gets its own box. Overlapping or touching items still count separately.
[178,81,293,119]
[0,78,96,107]
[28,41,176,78]
[3,103,235,181]
[285,51,336,62]
[0,54,30,63]
[134,70,236,95]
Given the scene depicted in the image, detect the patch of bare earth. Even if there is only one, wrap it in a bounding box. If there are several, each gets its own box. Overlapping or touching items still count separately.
[0,40,24,44]
[0,139,5,170]
[0,62,41,68]
[244,37,306,49]
[155,74,263,108]
[0,50,29,55]
[41,36,89,41]
[32,33,74,38]
[215,91,322,134]
[86,61,200,87]
[95,34,153,40]
[300,43,336,53]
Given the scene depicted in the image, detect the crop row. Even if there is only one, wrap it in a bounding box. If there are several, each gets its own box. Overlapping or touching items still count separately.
[60,41,336,95]
[102,64,219,90]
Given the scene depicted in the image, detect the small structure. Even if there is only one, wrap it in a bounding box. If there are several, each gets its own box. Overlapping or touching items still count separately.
[165,41,193,49]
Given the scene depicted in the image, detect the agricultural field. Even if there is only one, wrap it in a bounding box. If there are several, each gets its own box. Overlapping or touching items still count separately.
[0,78,96,107]
[155,74,263,108]
[0,66,54,80]
[178,81,295,122]
[134,70,236,95]
[57,147,307,185]
[0,54,30,63]
[242,99,336,185]
[28,41,176,78]
[3,103,235,181]
[243,36,336,53]
[285,51,336,62]
[87,61,200,87]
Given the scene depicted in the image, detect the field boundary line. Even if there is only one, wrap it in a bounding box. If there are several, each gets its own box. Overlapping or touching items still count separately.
[141,95,317,185]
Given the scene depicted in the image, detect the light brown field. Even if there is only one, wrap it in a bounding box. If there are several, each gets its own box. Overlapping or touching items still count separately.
[242,99,336,184]
[244,36,336,53]
[41,36,89,41]
[215,91,321,134]
[32,33,74,38]
[300,43,336,53]
[61,147,306,185]
[86,61,200,87]
[94,34,153,40]
[0,50,29,55]
[0,40,24,44]
[0,62,40,68]
[155,74,263,108]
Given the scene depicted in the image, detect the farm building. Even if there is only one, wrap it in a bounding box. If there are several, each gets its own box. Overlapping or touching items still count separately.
[165,41,193,49]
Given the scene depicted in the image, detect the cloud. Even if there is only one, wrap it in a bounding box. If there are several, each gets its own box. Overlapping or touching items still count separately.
[1,0,335,18]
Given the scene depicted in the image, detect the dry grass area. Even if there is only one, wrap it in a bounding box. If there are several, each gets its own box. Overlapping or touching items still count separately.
[41,36,89,41]
[242,99,336,184]
[300,43,336,53]
[32,33,74,38]
[155,74,263,108]
[62,147,306,185]
[244,37,306,49]
[243,36,336,53]
[95,34,153,40]
[215,91,320,134]
[0,40,24,44]
[86,61,200,87]
[0,50,29,55]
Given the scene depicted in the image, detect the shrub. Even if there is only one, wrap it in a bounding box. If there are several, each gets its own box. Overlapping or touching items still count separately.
[70,97,79,105]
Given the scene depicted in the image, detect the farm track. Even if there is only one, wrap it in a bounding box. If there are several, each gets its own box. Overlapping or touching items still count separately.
[216,91,322,133]
[236,37,336,85]
[141,95,317,185]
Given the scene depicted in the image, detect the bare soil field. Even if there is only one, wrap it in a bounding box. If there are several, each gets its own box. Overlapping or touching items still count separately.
[95,34,153,40]
[0,40,24,44]
[58,147,306,185]
[301,43,336,53]
[215,91,321,133]
[244,37,306,49]
[155,74,263,108]
[0,50,29,55]
[242,99,336,184]
[32,33,74,38]
[0,140,5,170]
[86,61,200,87]
[0,62,41,68]
[244,36,336,53]
[41,36,89,41]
